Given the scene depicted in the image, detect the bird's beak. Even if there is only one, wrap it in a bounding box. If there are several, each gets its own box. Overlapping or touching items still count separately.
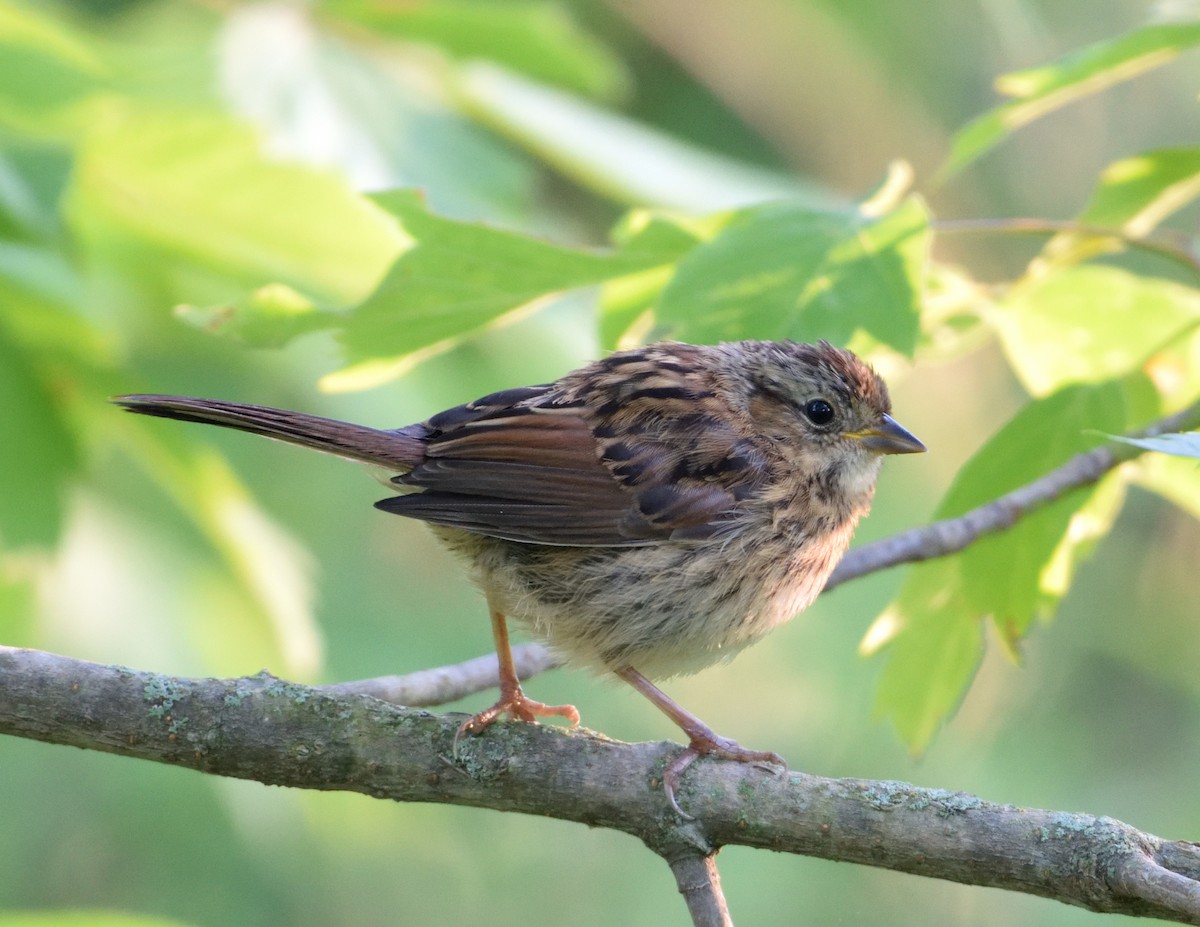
[848,414,926,455]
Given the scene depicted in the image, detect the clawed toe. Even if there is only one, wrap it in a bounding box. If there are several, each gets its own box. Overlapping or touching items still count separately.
[455,687,580,749]
[454,601,580,750]
[662,735,788,818]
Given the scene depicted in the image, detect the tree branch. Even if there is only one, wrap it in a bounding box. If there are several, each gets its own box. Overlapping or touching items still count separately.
[825,398,1200,588]
[3,647,1199,924]
[326,399,1200,709]
[671,856,733,927]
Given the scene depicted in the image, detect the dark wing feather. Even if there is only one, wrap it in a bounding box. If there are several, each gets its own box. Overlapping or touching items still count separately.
[381,401,650,546]
[376,350,767,546]
[377,495,639,546]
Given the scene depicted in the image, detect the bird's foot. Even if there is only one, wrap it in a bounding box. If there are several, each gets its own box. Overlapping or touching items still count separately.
[663,732,786,819]
[455,685,580,748]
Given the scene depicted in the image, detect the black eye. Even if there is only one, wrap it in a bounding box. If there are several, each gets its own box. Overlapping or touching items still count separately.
[803,399,835,426]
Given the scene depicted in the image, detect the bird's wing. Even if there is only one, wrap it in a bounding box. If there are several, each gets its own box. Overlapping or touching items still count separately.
[376,378,766,547]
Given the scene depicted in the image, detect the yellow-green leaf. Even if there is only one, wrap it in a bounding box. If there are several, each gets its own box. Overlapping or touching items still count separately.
[66,107,403,304]
[868,383,1128,751]
[943,23,1200,175]
[997,266,1200,396]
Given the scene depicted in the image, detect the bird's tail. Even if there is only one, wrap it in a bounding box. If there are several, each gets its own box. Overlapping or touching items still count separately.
[114,394,425,472]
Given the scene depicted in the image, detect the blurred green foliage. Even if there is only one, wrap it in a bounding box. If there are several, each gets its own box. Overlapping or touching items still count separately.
[2,1,1200,925]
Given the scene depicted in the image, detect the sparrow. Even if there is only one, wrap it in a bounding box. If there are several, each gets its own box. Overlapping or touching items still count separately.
[116,339,924,813]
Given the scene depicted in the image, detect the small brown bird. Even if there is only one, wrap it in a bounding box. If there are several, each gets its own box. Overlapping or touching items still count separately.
[116,340,923,812]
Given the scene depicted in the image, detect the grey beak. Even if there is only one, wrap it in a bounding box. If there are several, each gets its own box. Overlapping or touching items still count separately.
[854,414,926,455]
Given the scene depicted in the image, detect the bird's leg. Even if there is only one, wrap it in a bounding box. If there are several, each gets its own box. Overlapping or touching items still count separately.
[457,599,580,742]
[615,666,785,816]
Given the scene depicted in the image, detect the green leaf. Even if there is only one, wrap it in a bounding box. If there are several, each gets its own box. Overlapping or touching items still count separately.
[868,564,985,754]
[337,190,693,366]
[1080,148,1200,232]
[867,383,1128,751]
[175,284,342,349]
[599,210,708,349]
[65,107,403,303]
[949,383,1127,638]
[0,326,80,548]
[0,0,107,129]
[1109,431,1200,459]
[599,266,671,351]
[656,196,929,355]
[328,0,627,100]
[1034,149,1200,269]
[996,266,1200,396]
[943,23,1200,175]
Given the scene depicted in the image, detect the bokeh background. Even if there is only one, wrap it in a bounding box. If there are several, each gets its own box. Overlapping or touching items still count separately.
[2,1,1199,925]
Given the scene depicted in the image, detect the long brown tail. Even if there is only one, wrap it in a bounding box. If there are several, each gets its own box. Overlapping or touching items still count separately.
[114,394,426,472]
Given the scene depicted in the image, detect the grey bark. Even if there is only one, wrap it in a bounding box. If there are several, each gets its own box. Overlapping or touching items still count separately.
[3,647,1198,924]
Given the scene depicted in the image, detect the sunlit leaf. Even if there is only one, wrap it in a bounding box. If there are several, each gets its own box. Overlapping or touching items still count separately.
[1030,470,1129,626]
[337,189,693,365]
[1081,148,1200,232]
[599,210,707,349]
[1034,148,1200,269]
[175,284,341,349]
[1109,431,1200,459]
[867,383,1128,751]
[952,384,1126,636]
[943,23,1200,175]
[996,266,1200,396]
[656,196,928,354]
[65,107,403,303]
[599,266,671,351]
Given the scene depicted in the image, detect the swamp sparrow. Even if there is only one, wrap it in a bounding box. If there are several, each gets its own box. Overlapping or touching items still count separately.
[117,340,924,812]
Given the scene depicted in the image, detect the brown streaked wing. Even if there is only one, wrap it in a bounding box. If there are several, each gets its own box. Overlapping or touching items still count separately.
[380,406,651,546]
[375,367,764,546]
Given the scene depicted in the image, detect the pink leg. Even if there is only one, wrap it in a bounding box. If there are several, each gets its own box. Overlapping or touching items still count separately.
[616,666,785,816]
[457,601,580,743]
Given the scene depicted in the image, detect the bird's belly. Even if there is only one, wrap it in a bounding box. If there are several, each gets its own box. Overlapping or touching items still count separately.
[459,529,846,680]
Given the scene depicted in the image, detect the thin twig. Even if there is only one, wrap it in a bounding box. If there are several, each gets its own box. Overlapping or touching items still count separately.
[320,645,560,706]
[934,217,1200,277]
[828,396,1200,588]
[325,398,1200,708]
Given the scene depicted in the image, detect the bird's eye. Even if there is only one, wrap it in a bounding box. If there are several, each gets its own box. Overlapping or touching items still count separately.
[803,398,835,426]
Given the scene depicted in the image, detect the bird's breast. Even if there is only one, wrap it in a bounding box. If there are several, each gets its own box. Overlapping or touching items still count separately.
[453,501,860,680]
